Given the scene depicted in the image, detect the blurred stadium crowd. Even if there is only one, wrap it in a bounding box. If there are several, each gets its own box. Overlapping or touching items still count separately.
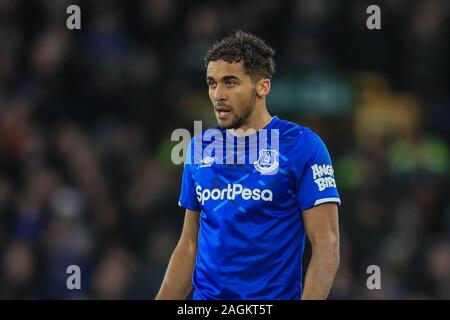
[0,0,449,299]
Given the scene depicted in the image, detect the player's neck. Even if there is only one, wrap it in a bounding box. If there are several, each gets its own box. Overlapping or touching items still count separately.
[229,107,273,136]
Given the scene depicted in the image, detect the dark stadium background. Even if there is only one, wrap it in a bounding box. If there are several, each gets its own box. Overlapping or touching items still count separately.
[0,0,449,299]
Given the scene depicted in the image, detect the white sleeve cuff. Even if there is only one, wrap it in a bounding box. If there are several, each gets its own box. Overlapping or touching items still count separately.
[314,197,341,206]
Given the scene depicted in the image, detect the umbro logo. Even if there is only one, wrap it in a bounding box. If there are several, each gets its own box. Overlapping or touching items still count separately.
[200,156,215,168]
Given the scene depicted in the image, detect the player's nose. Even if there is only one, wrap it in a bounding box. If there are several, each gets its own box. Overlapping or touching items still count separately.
[213,84,227,101]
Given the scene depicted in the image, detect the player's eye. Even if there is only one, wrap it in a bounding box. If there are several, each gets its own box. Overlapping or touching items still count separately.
[207,81,217,89]
[225,80,237,87]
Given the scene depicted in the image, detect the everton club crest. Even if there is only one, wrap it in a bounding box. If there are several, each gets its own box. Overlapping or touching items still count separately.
[254,149,279,175]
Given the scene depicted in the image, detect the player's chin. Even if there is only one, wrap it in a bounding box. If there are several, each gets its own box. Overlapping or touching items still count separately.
[216,117,234,129]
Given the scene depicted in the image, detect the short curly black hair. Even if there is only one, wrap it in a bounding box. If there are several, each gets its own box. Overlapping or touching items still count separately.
[205,30,276,80]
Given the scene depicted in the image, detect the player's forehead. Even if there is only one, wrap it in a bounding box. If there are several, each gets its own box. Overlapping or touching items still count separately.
[206,60,248,80]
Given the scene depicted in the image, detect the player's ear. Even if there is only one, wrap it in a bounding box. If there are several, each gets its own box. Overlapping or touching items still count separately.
[256,78,270,98]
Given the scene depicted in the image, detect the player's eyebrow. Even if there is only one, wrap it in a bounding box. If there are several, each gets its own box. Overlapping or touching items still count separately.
[206,75,240,82]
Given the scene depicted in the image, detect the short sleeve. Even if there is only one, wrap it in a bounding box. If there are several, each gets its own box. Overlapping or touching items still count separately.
[178,138,201,211]
[292,129,341,212]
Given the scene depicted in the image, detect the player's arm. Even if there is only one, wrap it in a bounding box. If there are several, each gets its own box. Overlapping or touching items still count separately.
[301,202,340,300]
[155,209,200,300]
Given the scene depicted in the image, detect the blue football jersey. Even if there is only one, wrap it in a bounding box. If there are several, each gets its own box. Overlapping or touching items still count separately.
[178,116,341,300]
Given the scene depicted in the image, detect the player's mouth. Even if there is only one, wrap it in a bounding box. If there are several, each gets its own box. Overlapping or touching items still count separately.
[215,106,232,120]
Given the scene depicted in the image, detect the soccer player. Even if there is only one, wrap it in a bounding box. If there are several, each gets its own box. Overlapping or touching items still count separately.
[156,31,341,300]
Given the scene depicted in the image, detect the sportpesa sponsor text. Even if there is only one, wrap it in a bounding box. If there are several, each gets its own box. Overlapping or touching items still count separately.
[195,164,337,205]
[196,184,273,205]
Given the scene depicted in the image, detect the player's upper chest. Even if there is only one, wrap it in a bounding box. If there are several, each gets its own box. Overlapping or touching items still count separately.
[191,137,300,201]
